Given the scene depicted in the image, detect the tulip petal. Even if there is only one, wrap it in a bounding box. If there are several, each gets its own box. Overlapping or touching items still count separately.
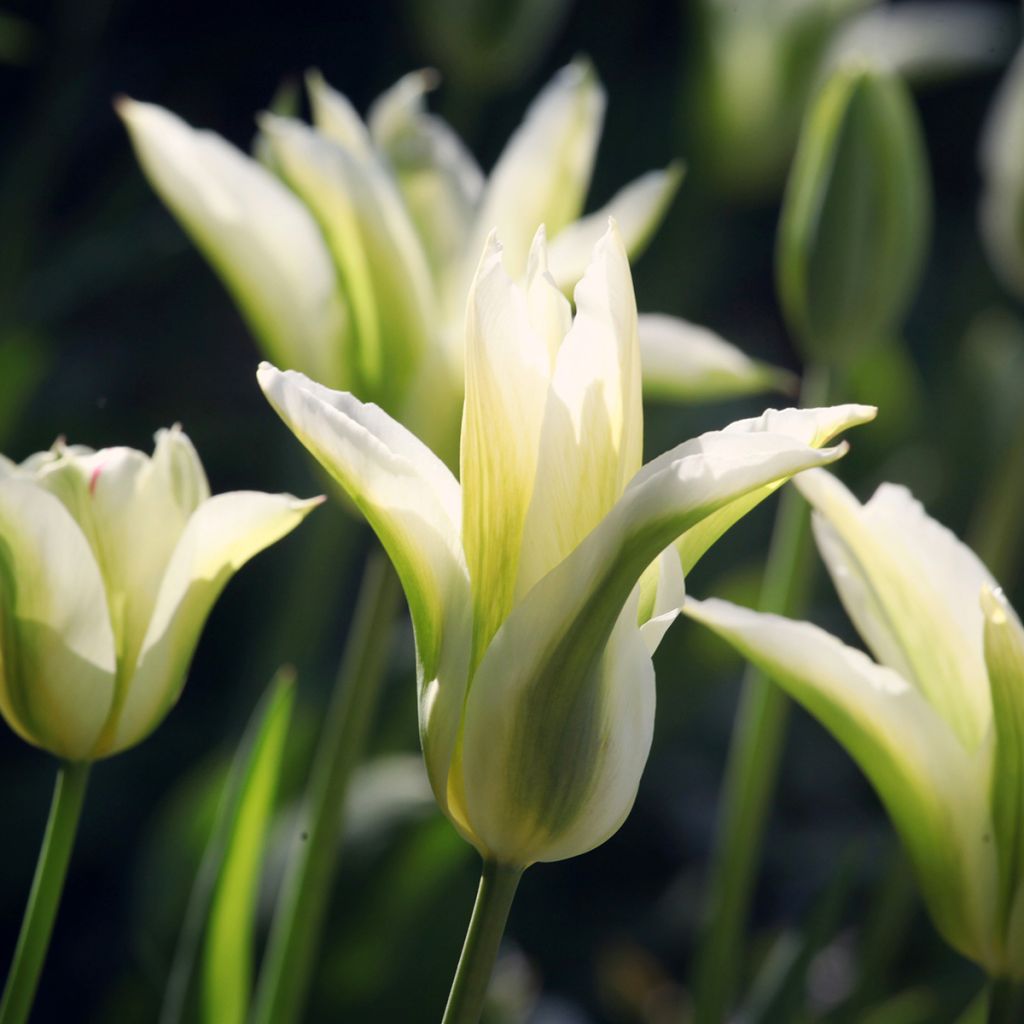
[637,313,797,402]
[462,596,655,865]
[257,364,472,808]
[305,69,375,156]
[798,469,996,750]
[259,114,435,411]
[546,165,684,292]
[367,70,484,284]
[981,585,1024,934]
[470,60,606,279]
[638,544,686,655]
[103,491,319,755]
[0,479,116,759]
[459,426,851,865]
[674,404,877,574]
[118,99,348,389]
[516,222,643,597]
[683,596,996,966]
[460,231,562,660]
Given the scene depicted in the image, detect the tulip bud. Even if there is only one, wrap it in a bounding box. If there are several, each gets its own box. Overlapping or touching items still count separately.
[0,428,319,761]
[776,62,930,365]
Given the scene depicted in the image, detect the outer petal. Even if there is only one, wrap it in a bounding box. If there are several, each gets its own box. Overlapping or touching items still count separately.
[460,231,562,660]
[469,60,606,279]
[463,595,656,865]
[258,114,435,411]
[674,404,877,574]
[546,165,684,292]
[101,491,319,755]
[306,69,375,157]
[981,585,1024,944]
[257,365,473,809]
[367,70,484,283]
[636,313,797,402]
[456,427,850,865]
[684,597,997,971]
[638,544,686,655]
[516,222,642,597]
[118,99,348,388]
[0,480,116,759]
[798,469,996,750]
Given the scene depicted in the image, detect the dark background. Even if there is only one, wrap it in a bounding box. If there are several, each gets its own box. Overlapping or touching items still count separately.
[1,0,1022,1020]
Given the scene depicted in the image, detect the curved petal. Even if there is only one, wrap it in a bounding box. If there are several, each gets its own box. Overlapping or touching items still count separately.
[674,404,877,574]
[102,491,319,755]
[638,544,686,655]
[683,596,997,970]
[547,164,684,292]
[257,364,472,806]
[516,221,642,597]
[118,99,348,389]
[0,480,116,759]
[797,469,996,750]
[455,428,850,864]
[367,69,484,283]
[637,313,797,402]
[460,231,562,660]
[258,114,435,411]
[461,595,655,865]
[469,60,606,279]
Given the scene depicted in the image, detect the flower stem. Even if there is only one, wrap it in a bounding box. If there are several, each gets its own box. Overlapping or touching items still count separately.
[0,760,90,1024]
[251,549,401,1024]
[690,365,830,1024]
[988,978,1024,1024]
[441,861,523,1024]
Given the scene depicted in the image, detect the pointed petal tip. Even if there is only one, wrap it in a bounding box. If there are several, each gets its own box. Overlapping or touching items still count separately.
[981,583,1010,623]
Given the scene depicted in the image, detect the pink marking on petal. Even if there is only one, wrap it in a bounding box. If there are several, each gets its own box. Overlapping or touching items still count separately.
[88,463,104,496]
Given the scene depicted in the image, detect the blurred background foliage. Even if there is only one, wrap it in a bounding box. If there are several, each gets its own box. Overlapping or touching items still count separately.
[2,0,1023,1021]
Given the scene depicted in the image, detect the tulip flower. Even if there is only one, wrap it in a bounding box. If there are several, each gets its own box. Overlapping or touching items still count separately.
[685,468,1024,982]
[259,223,872,1021]
[0,426,319,761]
[120,61,790,456]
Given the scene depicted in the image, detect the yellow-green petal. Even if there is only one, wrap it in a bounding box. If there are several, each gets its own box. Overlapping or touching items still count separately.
[0,479,116,759]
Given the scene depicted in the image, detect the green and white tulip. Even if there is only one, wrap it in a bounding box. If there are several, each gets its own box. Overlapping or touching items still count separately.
[686,469,1024,979]
[0,427,319,762]
[120,61,788,455]
[259,223,873,868]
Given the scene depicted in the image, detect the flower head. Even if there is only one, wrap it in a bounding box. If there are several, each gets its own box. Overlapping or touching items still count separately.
[0,427,319,761]
[259,223,873,867]
[686,469,1024,979]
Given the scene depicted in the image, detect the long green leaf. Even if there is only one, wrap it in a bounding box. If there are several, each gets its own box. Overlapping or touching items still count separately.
[201,670,295,1024]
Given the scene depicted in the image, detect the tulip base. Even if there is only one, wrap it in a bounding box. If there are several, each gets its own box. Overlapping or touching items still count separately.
[0,760,90,1024]
[441,860,523,1024]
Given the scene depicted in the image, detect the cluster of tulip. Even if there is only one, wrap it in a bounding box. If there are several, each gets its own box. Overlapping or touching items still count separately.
[2,43,1023,1024]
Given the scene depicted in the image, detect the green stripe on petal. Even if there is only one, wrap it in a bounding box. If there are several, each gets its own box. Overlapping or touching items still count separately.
[684,596,998,972]
[981,585,1024,942]
[458,427,851,865]
[0,479,116,759]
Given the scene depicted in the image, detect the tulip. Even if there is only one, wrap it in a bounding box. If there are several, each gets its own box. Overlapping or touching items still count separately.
[0,426,319,761]
[120,61,789,456]
[259,221,873,868]
[259,222,872,1022]
[685,468,1024,981]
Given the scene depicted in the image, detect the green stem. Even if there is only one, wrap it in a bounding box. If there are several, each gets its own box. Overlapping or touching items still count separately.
[251,549,400,1024]
[690,365,830,1024]
[441,861,523,1024]
[0,761,90,1024]
[988,978,1024,1024]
